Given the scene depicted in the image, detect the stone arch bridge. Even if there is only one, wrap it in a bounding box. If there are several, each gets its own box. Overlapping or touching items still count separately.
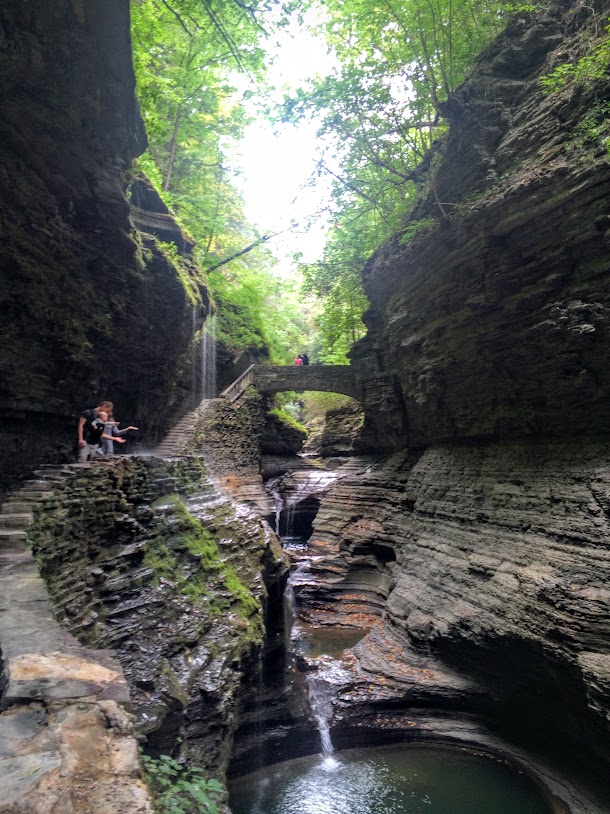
[156,364,359,456]
[221,364,359,402]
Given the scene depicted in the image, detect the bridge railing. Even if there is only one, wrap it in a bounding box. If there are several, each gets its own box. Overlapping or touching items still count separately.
[220,364,256,403]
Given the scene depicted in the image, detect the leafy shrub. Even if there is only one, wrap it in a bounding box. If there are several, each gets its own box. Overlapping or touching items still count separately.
[141,753,225,814]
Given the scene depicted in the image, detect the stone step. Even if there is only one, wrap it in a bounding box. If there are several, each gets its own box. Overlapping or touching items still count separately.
[0,513,34,528]
[0,528,28,547]
[21,480,55,491]
[2,501,38,514]
[14,491,53,502]
[33,469,68,480]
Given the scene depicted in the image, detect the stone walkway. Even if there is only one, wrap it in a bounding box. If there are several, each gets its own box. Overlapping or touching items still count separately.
[0,464,153,813]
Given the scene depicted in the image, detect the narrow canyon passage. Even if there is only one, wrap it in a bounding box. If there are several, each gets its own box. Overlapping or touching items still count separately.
[227,461,560,814]
[1,2,610,813]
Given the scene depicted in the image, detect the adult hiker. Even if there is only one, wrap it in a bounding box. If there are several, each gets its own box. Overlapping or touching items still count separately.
[77,400,114,462]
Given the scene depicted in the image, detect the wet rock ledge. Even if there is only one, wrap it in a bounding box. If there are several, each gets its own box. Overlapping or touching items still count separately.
[1,455,287,811]
[295,439,610,813]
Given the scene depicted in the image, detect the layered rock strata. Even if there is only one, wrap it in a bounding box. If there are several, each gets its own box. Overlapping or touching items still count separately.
[186,390,272,512]
[316,401,365,456]
[302,3,610,807]
[0,470,153,813]
[25,457,287,773]
[0,0,208,488]
[295,440,610,810]
[352,0,610,449]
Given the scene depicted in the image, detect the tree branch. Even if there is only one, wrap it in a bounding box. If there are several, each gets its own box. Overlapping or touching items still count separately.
[205,225,296,274]
[158,0,193,36]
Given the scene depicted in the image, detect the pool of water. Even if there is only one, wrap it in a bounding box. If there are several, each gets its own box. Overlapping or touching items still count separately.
[229,744,553,814]
[293,625,369,657]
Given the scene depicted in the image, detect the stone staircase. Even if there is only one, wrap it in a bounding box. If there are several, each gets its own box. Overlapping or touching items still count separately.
[155,398,218,457]
[0,461,150,813]
[0,465,64,551]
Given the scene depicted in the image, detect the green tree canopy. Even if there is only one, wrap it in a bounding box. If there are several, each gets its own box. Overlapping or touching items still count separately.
[282,0,517,359]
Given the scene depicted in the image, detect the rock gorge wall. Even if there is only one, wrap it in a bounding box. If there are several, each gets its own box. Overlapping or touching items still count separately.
[301,2,610,805]
[309,445,609,773]
[0,0,207,490]
[26,456,287,774]
[352,0,610,448]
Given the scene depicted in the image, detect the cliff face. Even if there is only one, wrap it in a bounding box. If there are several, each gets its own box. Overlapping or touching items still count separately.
[299,2,610,801]
[306,444,610,775]
[352,0,610,449]
[27,457,287,774]
[0,1,205,489]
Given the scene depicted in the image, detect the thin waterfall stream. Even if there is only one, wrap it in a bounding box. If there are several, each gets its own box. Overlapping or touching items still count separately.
[201,313,217,399]
[227,461,556,814]
[267,464,350,758]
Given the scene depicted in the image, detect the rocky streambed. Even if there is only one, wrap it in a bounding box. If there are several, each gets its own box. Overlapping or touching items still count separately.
[227,447,610,814]
[2,439,609,814]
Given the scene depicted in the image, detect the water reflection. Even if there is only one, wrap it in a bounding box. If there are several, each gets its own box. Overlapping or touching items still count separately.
[229,745,552,814]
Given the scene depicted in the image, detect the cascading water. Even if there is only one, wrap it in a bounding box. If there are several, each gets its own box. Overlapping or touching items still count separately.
[264,467,352,766]
[306,657,352,766]
[267,475,285,536]
[201,313,217,399]
[230,464,557,814]
[282,470,343,537]
[306,675,335,759]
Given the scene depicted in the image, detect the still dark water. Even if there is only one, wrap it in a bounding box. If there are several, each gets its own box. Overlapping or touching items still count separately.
[229,745,552,814]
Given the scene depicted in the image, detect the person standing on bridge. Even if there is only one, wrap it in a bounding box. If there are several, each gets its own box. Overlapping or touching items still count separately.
[294,355,303,366]
[301,353,309,365]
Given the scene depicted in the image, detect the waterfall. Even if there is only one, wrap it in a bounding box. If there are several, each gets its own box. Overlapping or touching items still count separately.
[283,470,344,537]
[285,471,342,511]
[267,475,285,536]
[305,657,350,767]
[306,673,335,758]
[190,304,200,408]
[201,313,217,399]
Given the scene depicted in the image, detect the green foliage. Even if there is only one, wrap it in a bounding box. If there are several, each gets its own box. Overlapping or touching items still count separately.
[541,25,610,93]
[131,0,311,359]
[500,1,545,12]
[209,264,314,361]
[144,500,260,618]
[566,100,610,154]
[131,0,534,363]
[300,392,357,422]
[155,239,203,305]
[399,217,437,246]
[283,0,514,360]
[141,753,225,814]
[270,406,307,434]
[298,219,371,363]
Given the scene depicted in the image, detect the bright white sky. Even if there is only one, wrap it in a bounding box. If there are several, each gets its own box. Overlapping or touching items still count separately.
[232,16,338,274]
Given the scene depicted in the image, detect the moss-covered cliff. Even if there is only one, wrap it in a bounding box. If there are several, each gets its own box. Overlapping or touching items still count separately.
[28,456,287,773]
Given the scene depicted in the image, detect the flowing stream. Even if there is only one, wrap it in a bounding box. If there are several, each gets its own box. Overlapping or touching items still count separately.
[229,464,554,814]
